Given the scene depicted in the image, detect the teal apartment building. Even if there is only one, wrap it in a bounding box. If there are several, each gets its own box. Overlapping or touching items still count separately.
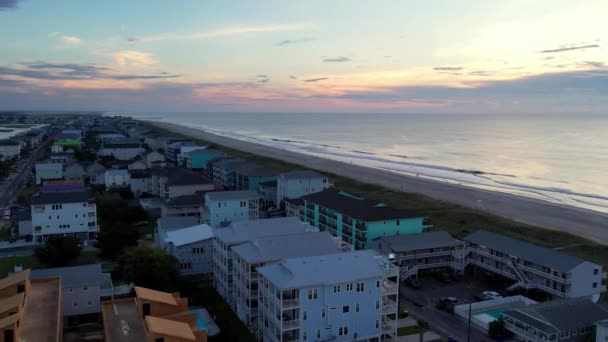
[185,148,225,169]
[233,163,278,192]
[301,189,425,249]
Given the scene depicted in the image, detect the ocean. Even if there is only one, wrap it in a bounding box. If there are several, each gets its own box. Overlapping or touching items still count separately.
[122,112,608,213]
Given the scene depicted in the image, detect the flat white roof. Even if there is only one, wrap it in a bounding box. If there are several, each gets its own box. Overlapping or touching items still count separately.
[165,224,214,247]
[214,217,310,245]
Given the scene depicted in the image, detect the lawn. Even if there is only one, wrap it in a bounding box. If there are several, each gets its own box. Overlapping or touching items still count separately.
[0,250,100,277]
[398,325,422,336]
[147,123,608,267]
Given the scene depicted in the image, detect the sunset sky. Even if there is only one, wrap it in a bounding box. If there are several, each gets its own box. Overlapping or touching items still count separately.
[0,0,606,113]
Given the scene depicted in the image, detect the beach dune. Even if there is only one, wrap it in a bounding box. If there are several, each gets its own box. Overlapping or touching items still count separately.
[150,121,608,245]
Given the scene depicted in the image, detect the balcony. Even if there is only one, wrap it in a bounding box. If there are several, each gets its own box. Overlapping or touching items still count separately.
[382,299,398,314]
[399,250,454,260]
[383,280,398,295]
[282,298,300,309]
[282,319,300,330]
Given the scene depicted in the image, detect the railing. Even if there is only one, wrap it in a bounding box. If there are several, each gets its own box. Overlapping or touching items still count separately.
[400,266,418,279]
[383,281,398,295]
[398,250,455,259]
[517,263,570,284]
[282,298,300,309]
[282,319,300,330]
[382,299,398,314]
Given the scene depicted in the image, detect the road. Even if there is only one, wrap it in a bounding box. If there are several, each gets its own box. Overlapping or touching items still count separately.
[0,137,50,207]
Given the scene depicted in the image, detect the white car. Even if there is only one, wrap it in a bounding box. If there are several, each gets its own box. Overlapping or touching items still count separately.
[482,291,503,301]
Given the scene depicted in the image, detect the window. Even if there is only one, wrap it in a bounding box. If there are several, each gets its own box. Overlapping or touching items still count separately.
[376,300,380,309]
[346,283,353,291]
[83,286,88,291]
[376,320,379,329]
[87,300,93,306]
[303,311,307,320]
[333,285,341,293]
[302,331,307,341]
[594,268,599,275]
[73,301,79,307]
[339,326,349,336]
[321,308,326,318]
[396,220,400,225]
[593,282,598,288]
[376,280,380,288]
[317,330,321,339]
[307,288,318,300]
[356,282,365,292]
[342,305,349,313]
[356,303,360,312]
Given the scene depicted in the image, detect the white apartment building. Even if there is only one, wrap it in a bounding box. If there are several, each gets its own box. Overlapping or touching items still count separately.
[31,264,114,317]
[232,232,346,332]
[276,170,331,206]
[104,169,130,190]
[203,190,260,228]
[462,230,606,301]
[164,224,215,276]
[213,217,315,304]
[373,231,464,279]
[257,250,399,342]
[0,140,21,160]
[155,216,199,249]
[30,191,98,243]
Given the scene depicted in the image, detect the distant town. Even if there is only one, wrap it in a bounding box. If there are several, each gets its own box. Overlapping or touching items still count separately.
[0,113,604,342]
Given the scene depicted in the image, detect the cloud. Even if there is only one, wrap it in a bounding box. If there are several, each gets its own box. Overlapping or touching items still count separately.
[289,75,297,79]
[539,44,599,53]
[60,36,81,45]
[141,23,311,42]
[303,77,330,82]
[582,61,605,68]
[468,70,494,77]
[107,50,158,67]
[0,62,180,81]
[276,37,314,46]
[48,32,60,37]
[322,57,350,63]
[127,37,138,42]
[434,67,463,71]
[0,0,19,9]
[255,75,270,84]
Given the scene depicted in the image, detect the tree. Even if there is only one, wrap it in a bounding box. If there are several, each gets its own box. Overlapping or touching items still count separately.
[34,236,81,267]
[118,245,181,292]
[488,317,513,340]
[96,223,140,259]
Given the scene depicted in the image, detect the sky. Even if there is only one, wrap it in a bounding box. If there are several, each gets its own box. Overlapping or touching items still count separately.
[0,0,606,113]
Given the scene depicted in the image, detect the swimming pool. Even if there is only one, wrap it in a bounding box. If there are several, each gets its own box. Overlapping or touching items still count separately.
[189,309,208,330]
[479,308,505,319]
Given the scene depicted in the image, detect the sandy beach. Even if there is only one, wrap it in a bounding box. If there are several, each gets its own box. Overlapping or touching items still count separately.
[150,121,608,245]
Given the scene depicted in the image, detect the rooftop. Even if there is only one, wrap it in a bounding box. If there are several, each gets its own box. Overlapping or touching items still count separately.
[0,269,30,289]
[211,158,246,168]
[187,148,223,155]
[503,298,608,334]
[19,277,62,342]
[30,190,90,205]
[464,230,586,272]
[135,286,178,305]
[0,139,20,146]
[232,231,341,264]
[257,250,388,290]
[281,170,326,179]
[163,193,204,207]
[374,231,462,252]
[35,163,63,170]
[283,197,304,206]
[157,216,200,231]
[234,163,278,177]
[165,224,214,247]
[205,190,259,202]
[31,263,108,288]
[215,217,311,245]
[105,169,130,176]
[167,169,212,186]
[302,188,424,222]
[102,298,147,342]
[145,316,196,341]
[102,143,141,149]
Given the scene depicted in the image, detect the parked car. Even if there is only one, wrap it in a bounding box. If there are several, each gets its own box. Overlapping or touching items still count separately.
[437,297,459,312]
[482,291,503,301]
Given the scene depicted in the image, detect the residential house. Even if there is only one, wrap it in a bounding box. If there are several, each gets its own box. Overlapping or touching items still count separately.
[145,150,165,168]
[161,193,204,218]
[30,190,98,243]
[49,152,74,164]
[373,231,464,279]
[98,143,145,160]
[0,140,21,160]
[128,160,146,170]
[277,170,332,205]
[102,286,210,342]
[30,264,114,317]
[166,141,196,166]
[164,224,215,276]
[0,269,62,342]
[185,148,224,170]
[258,181,277,208]
[257,250,399,342]
[105,169,131,190]
[234,163,278,192]
[302,188,425,249]
[64,163,84,181]
[16,210,32,236]
[503,298,608,342]
[462,230,606,301]
[51,144,63,153]
[97,130,125,144]
[203,190,260,228]
[85,163,106,185]
[231,231,345,332]
[129,170,154,197]
[164,169,214,199]
[178,145,208,166]
[35,162,63,185]
[213,217,315,303]
[210,158,247,188]
[155,216,199,249]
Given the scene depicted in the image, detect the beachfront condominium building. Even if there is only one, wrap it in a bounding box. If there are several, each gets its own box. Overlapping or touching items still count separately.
[30,263,114,317]
[213,217,314,304]
[502,298,608,342]
[234,163,279,192]
[165,141,197,166]
[164,223,215,276]
[102,286,209,342]
[0,269,63,342]
[30,190,98,243]
[161,192,204,218]
[178,145,207,166]
[257,250,399,342]
[373,231,464,279]
[462,230,606,301]
[284,198,304,218]
[302,189,425,250]
[276,170,332,205]
[185,148,225,170]
[203,190,260,228]
[231,231,346,333]
[35,162,64,185]
[210,158,248,189]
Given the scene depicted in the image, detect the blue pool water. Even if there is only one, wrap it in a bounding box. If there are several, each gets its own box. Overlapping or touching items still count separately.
[479,309,505,319]
[189,309,208,330]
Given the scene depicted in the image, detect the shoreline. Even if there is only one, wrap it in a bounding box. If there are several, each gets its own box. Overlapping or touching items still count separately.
[148,121,608,245]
